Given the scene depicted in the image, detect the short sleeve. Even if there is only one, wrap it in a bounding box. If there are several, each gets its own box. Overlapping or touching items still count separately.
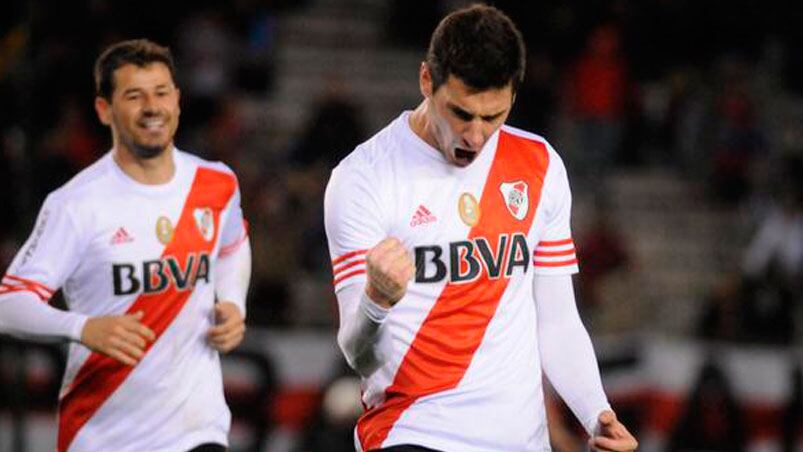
[218,182,248,257]
[533,153,579,275]
[324,161,387,292]
[2,193,85,300]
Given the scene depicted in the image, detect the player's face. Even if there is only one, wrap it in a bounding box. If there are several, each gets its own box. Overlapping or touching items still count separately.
[95,62,180,159]
[421,66,514,167]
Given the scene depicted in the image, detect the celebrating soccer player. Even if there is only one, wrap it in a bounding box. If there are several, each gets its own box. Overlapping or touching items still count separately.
[0,39,251,452]
[324,5,638,451]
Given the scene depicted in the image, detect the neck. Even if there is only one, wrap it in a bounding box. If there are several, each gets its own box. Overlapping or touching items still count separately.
[113,144,175,185]
[408,101,441,151]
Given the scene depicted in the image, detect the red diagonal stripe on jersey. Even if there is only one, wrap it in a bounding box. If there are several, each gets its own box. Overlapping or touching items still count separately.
[57,167,236,452]
[356,131,550,450]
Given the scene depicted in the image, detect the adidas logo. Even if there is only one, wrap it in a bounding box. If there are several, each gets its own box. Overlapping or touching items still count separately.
[110,227,135,245]
[410,204,437,227]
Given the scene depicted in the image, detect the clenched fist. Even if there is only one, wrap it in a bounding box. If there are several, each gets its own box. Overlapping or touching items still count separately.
[365,237,415,308]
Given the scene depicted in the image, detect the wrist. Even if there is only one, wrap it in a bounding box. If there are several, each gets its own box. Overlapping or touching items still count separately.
[360,291,390,323]
[70,313,90,343]
[364,284,395,309]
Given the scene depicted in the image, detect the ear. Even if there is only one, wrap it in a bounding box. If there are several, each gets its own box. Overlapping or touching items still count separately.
[95,96,112,126]
[419,62,433,99]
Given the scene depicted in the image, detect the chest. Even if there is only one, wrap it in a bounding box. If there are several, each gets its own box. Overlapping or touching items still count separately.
[73,188,226,296]
[385,167,544,286]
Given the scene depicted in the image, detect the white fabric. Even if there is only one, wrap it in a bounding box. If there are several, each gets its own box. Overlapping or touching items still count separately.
[0,291,87,341]
[218,178,247,252]
[0,148,247,451]
[325,112,585,451]
[534,274,611,435]
[335,285,388,376]
[214,237,252,316]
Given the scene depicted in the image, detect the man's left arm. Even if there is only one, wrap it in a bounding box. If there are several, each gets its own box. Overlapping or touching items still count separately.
[534,274,637,451]
[210,237,250,352]
[209,181,251,353]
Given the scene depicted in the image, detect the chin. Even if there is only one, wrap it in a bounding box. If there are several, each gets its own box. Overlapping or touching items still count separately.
[131,142,169,159]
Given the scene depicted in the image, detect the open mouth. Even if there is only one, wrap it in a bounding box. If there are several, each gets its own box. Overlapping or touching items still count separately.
[454,148,478,165]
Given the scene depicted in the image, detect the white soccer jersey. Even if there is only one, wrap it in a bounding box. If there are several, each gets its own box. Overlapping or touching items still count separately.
[0,149,247,452]
[325,112,579,452]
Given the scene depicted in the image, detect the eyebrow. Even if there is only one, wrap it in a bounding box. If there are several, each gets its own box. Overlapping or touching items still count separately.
[447,102,506,122]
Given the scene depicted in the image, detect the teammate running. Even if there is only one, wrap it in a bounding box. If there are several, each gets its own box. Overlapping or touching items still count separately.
[0,39,251,452]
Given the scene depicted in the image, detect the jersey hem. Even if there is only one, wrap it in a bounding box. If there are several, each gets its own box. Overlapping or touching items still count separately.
[165,430,229,452]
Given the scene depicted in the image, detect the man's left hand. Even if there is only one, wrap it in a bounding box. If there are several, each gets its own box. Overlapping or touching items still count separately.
[208,301,245,353]
[589,410,638,451]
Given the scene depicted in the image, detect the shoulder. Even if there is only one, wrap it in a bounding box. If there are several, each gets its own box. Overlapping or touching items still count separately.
[178,150,240,205]
[500,125,568,174]
[48,153,115,207]
[179,150,238,181]
[325,126,400,221]
[334,115,406,178]
[500,124,550,145]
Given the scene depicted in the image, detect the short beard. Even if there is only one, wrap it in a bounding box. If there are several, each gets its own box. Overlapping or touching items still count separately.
[130,142,167,159]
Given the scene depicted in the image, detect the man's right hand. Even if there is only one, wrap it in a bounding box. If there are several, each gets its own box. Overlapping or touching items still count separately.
[365,237,415,309]
[80,311,156,366]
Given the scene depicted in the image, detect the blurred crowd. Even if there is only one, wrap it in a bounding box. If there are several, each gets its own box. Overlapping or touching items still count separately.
[2,0,803,450]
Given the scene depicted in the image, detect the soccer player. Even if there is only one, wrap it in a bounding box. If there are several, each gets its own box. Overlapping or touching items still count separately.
[324,5,638,452]
[0,39,251,452]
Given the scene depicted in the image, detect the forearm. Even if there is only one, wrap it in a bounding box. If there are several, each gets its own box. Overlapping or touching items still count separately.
[0,292,87,342]
[535,274,610,435]
[215,237,251,316]
[336,284,389,377]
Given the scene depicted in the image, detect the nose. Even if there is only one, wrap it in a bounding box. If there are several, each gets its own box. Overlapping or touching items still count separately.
[463,120,485,150]
[141,94,158,114]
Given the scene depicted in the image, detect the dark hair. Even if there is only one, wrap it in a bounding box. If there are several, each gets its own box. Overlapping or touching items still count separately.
[94,39,177,100]
[426,4,525,93]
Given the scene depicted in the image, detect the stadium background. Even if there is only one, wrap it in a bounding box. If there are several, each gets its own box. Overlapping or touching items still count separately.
[1,0,802,450]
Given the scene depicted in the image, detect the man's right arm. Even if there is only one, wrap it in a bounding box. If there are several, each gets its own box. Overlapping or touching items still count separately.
[0,290,87,341]
[324,160,413,377]
[335,238,414,376]
[334,284,388,376]
[0,193,154,365]
[0,292,154,366]
[0,193,87,343]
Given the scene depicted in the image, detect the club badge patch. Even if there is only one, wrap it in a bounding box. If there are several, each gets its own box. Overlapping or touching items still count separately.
[156,216,174,245]
[193,207,215,242]
[499,181,529,220]
[458,192,481,227]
